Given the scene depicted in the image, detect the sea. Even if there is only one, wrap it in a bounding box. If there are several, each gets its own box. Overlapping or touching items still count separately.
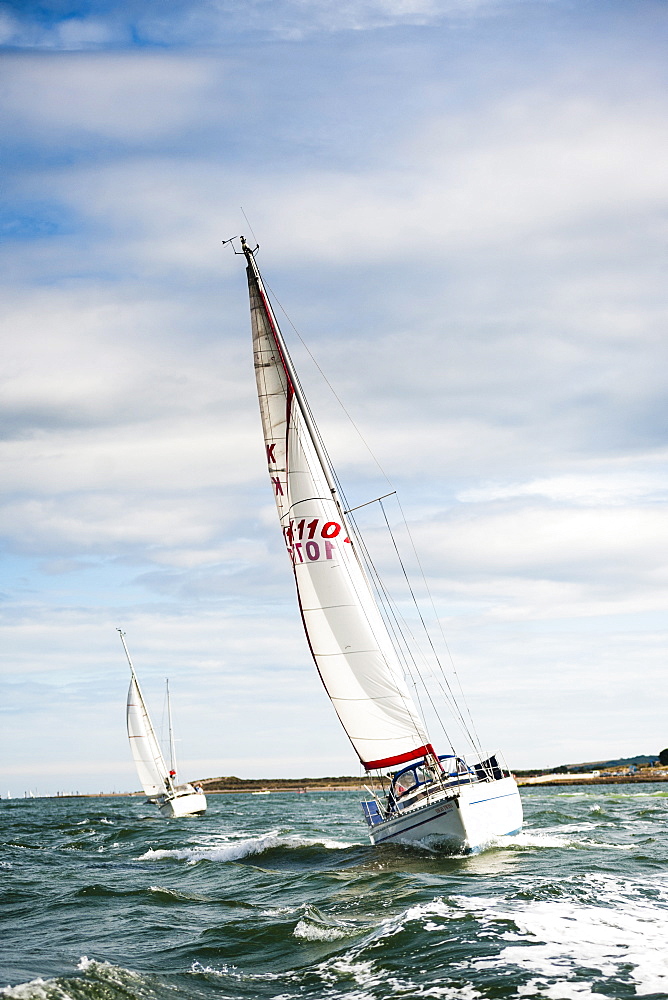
[2,786,668,1000]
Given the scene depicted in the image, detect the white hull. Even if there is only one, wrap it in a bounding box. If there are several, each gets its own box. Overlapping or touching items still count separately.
[158,790,207,818]
[367,776,522,853]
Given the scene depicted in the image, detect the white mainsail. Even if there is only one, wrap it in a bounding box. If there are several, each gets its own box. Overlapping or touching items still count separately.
[121,633,170,798]
[245,241,433,770]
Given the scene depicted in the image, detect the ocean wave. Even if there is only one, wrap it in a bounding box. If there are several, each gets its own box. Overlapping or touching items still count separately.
[489,830,575,849]
[137,830,353,863]
[189,961,238,978]
[448,880,668,997]
[315,881,668,996]
[293,905,363,942]
[311,943,483,998]
[489,828,633,851]
[0,958,154,1000]
[0,979,63,999]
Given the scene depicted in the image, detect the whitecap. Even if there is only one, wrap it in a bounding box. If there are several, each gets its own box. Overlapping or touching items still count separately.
[313,948,484,998]
[450,882,668,996]
[488,828,633,851]
[489,830,573,849]
[293,919,358,941]
[293,905,362,942]
[137,830,353,863]
[0,958,143,1000]
[0,980,62,1000]
[190,960,238,977]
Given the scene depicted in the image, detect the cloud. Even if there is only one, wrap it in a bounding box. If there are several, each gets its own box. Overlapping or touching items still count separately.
[2,3,668,790]
[0,0,552,50]
[1,52,225,142]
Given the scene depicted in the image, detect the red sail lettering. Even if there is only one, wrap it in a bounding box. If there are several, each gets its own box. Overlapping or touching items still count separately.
[271,477,284,496]
[266,443,276,463]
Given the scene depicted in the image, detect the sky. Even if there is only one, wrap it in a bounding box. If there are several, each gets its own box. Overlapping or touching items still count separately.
[1,0,667,796]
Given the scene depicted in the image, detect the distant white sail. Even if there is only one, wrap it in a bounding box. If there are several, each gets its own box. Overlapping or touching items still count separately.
[246,245,432,770]
[126,671,169,798]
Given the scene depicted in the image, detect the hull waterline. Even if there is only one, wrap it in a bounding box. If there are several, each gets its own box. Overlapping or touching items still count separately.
[367,776,522,852]
[158,790,207,818]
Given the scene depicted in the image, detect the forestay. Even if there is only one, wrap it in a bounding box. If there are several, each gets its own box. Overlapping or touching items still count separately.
[126,673,169,797]
[246,244,433,770]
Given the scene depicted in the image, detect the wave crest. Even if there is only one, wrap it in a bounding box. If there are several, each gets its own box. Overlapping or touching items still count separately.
[138,830,352,863]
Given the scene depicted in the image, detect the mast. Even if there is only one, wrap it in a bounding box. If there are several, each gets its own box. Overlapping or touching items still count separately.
[166,679,177,780]
[118,627,137,678]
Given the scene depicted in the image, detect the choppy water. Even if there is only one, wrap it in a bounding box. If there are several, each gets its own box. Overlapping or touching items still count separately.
[2,786,668,999]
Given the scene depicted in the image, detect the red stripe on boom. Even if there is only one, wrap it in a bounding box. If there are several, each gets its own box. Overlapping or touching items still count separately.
[363,743,436,772]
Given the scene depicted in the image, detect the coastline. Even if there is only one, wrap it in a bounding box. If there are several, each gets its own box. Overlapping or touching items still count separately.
[19,771,668,799]
[516,773,668,787]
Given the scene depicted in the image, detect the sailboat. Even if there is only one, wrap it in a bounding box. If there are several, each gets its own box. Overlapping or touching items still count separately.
[235,236,522,852]
[118,630,207,818]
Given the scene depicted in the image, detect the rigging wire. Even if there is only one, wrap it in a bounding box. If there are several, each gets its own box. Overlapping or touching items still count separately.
[263,276,484,756]
[240,207,259,249]
[263,279,394,490]
[346,490,473,751]
[264,281,482,752]
[345,505,456,755]
[393,493,485,756]
[379,500,481,755]
[248,248,485,764]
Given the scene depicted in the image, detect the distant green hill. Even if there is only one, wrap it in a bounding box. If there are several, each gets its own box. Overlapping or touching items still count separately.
[197,774,363,792]
[514,754,662,778]
[562,755,659,773]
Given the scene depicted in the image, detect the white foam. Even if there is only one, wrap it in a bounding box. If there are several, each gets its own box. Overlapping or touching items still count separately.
[489,830,574,849]
[312,877,668,997]
[0,981,62,1000]
[137,830,352,863]
[293,906,362,942]
[189,960,285,984]
[190,960,237,977]
[489,828,633,851]
[313,947,483,999]
[294,919,358,941]
[0,958,141,1000]
[450,876,668,996]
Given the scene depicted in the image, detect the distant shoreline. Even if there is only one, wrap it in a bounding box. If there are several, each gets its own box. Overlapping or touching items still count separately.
[14,771,668,799]
[515,773,668,787]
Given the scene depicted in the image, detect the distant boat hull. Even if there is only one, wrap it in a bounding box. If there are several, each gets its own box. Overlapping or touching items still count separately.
[158,788,207,818]
[367,776,522,853]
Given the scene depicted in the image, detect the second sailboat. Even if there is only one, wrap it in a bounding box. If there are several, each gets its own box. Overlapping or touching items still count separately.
[119,630,207,818]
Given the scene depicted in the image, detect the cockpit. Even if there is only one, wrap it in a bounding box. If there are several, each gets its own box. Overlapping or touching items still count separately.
[387,754,473,812]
